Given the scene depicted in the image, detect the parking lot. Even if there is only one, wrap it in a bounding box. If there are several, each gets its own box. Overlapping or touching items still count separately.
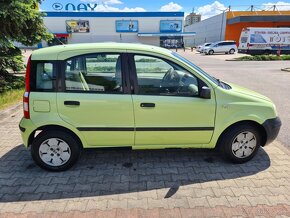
[0,50,290,217]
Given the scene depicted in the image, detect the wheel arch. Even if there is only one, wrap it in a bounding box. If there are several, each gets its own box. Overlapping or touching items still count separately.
[216,120,267,149]
[28,125,84,148]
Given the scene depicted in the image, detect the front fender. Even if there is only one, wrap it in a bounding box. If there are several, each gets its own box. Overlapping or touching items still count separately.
[208,102,276,148]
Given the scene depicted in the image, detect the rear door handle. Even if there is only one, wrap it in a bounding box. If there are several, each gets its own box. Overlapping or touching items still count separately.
[64,101,80,106]
[140,103,155,108]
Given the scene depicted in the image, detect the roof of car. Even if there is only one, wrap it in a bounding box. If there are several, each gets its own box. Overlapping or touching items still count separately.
[31,42,173,60]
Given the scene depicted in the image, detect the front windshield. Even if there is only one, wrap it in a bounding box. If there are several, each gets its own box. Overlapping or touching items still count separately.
[172,52,219,85]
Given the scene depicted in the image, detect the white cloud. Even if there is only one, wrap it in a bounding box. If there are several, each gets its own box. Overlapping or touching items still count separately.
[79,0,146,12]
[81,0,123,5]
[90,4,146,12]
[160,2,183,12]
[262,1,290,10]
[196,1,226,20]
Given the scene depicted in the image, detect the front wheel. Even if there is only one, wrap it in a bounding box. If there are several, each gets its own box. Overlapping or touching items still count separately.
[208,50,214,55]
[218,124,261,163]
[31,130,81,171]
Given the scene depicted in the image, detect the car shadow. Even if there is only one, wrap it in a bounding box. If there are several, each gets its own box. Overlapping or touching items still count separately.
[0,144,270,202]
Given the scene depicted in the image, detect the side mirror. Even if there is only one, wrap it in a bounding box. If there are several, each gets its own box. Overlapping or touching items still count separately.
[200,86,211,99]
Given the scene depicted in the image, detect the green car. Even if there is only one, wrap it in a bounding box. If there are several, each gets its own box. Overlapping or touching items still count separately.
[19,43,281,171]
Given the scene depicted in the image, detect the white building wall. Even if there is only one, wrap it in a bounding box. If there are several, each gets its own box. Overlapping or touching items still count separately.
[184,13,227,46]
[43,16,183,46]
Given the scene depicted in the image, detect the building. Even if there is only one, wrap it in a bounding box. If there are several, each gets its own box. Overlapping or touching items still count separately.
[184,12,201,26]
[184,10,290,46]
[41,11,195,48]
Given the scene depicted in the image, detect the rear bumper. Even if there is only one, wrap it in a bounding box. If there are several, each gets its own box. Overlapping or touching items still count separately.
[262,117,282,146]
[19,118,37,147]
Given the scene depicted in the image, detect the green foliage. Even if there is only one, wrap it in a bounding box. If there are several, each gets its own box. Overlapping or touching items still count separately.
[135,58,158,62]
[0,0,52,94]
[234,55,290,61]
[0,0,52,47]
[86,57,159,63]
[0,88,24,110]
[0,71,25,93]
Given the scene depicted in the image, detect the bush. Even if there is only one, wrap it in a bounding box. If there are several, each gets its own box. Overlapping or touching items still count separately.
[0,71,25,93]
[0,46,25,93]
[234,55,290,61]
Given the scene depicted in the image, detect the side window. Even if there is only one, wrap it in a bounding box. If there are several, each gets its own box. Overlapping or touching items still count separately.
[64,54,123,93]
[134,55,199,97]
[32,62,55,91]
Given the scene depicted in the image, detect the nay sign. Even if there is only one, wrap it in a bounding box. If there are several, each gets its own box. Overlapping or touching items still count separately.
[52,3,98,11]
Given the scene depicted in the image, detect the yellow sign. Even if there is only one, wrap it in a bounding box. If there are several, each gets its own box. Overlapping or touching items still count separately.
[67,21,78,28]
[31,2,39,10]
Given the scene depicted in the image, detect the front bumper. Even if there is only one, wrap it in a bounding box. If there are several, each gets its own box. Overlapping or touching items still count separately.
[262,117,282,146]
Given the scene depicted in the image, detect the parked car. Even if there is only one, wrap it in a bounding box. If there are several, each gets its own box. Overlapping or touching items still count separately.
[204,41,237,55]
[19,43,281,171]
[197,43,212,53]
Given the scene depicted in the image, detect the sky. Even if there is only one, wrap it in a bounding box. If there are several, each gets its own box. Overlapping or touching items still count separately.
[40,0,290,19]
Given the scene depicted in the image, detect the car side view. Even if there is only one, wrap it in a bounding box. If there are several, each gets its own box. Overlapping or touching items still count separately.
[19,43,281,171]
[204,41,237,55]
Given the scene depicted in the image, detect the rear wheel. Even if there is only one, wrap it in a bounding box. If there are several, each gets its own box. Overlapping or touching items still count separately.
[229,49,235,54]
[31,130,81,171]
[218,124,261,163]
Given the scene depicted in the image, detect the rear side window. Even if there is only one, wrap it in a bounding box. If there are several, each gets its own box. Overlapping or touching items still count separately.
[225,41,236,45]
[30,61,56,91]
[64,54,123,93]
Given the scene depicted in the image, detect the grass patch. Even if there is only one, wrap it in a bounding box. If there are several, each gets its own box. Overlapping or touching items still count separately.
[233,55,290,61]
[0,88,24,110]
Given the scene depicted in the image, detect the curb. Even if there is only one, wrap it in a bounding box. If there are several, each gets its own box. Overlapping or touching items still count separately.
[281,68,290,72]
[0,103,22,121]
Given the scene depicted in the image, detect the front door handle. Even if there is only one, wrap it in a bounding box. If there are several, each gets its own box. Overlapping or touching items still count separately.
[140,103,155,108]
[64,101,80,106]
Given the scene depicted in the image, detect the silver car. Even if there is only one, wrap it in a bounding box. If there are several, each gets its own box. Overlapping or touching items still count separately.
[204,41,237,55]
[197,43,212,53]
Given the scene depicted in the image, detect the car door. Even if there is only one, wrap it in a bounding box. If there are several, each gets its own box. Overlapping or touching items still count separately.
[57,53,135,147]
[215,42,224,53]
[129,54,216,148]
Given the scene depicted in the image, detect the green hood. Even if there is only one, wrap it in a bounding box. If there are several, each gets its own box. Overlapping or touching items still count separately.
[229,83,272,103]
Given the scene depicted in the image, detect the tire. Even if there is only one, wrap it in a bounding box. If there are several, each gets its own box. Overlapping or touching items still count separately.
[229,49,235,54]
[31,130,81,171]
[208,50,214,55]
[218,124,261,164]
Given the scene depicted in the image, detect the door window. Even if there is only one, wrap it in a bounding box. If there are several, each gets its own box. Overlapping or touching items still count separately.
[64,54,123,93]
[134,55,199,97]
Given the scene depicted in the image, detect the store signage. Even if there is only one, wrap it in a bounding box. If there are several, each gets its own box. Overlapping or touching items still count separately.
[116,20,138,32]
[66,20,90,33]
[52,3,98,11]
[160,20,182,33]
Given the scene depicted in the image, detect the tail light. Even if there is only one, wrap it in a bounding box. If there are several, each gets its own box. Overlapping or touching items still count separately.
[23,55,31,119]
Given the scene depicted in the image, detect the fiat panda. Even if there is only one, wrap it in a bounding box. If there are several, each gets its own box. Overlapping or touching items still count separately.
[19,43,281,171]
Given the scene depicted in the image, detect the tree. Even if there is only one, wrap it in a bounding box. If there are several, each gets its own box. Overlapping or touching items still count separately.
[0,0,52,92]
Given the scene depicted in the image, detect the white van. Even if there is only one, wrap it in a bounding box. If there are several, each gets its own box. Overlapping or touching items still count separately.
[238,27,290,55]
